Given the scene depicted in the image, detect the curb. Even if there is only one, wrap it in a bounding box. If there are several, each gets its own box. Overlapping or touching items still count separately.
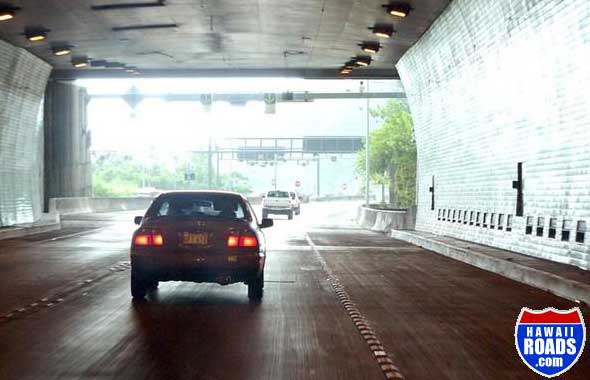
[391,230,590,305]
[0,214,61,241]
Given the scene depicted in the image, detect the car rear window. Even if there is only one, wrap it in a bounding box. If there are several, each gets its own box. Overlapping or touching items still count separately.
[148,194,249,220]
[267,191,289,198]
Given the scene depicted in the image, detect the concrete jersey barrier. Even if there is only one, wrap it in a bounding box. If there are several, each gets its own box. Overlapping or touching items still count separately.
[357,206,416,232]
[48,197,155,215]
[48,195,265,216]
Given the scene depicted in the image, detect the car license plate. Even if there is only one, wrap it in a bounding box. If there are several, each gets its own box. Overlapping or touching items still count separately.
[182,232,208,246]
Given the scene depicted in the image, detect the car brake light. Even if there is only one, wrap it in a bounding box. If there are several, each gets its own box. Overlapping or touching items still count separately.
[227,233,258,248]
[226,235,239,247]
[239,236,258,247]
[152,234,164,246]
[133,232,164,247]
[134,234,151,246]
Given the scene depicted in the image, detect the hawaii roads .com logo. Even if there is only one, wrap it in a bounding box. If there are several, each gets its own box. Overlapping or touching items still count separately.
[515,307,586,378]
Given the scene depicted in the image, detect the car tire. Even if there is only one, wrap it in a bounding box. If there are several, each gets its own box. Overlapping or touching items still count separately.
[248,272,264,300]
[288,211,293,220]
[131,267,147,299]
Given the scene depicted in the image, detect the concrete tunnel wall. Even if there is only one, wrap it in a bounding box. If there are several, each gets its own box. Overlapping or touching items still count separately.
[397,0,590,269]
[0,39,52,227]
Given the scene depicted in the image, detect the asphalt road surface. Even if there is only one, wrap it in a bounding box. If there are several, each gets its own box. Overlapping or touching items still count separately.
[0,201,588,380]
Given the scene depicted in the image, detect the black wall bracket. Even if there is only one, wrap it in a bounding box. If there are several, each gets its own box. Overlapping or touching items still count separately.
[512,162,523,217]
[429,175,435,211]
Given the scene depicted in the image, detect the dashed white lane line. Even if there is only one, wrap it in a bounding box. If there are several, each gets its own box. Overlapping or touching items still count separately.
[305,234,405,380]
[0,261,131,325]
[36,227,107,243]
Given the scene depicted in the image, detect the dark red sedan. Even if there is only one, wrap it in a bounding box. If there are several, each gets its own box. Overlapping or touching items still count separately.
[130,191,273,300]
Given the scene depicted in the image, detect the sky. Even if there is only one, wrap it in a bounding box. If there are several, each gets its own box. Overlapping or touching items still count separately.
[78,78,405,195]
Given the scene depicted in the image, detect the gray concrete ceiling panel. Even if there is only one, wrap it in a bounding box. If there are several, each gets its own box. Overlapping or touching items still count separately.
[0,0,450,78]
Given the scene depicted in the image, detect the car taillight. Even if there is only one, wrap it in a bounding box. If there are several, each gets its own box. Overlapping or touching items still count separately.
[226,233,258,248]
[152,233,164,246]
[134,234,151,246]
[239,236,258,247]
[226,235,239,247]
[133,232,164,247]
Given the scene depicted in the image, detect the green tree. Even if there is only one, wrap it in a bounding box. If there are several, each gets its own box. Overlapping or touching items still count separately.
[356,100,416,207]
[92,152,254,197]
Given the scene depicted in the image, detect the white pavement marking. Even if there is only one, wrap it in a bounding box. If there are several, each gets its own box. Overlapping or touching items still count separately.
[36,227,106,243]
[267,245,414,252]
[305,234,405,380]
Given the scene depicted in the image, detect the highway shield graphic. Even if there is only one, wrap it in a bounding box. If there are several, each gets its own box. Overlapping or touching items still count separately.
[514,307,586,378]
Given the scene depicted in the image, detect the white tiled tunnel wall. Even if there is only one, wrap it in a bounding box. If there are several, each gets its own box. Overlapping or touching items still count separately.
[0,40,52,226]
[397,0,590,269]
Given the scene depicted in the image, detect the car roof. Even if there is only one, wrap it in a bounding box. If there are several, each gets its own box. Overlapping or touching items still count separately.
[156,190,245,199]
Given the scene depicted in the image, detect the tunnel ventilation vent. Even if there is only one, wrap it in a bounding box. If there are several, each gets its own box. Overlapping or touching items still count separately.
[112,23,178,32]
[562,220,572,242]
[506,215,513,232]
[576,221,586,243]
[92,1,166,11]
[525,216,533,235]
[548,218,557,239]
[536,217,544,237]
[498,214,504,230]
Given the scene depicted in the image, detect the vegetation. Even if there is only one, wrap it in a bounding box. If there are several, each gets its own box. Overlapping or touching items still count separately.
[356,100,417,207]
[92,152,252,197]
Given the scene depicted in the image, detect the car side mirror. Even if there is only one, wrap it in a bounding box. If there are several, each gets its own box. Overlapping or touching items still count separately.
[134,216,143,225]
[259,218,273,229]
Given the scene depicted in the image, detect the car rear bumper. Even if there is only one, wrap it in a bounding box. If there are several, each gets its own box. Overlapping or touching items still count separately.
[262,207,292,214]
[131,251,264,284]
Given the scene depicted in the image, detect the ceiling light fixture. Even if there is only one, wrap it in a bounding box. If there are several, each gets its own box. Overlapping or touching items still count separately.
[368,24,394,39]
[359,42,381,54]
[91,1,166,11]
[105,62,126,69]
[340,67,352,75]
[384,2,412,18]
[0,11,13,21]
[71,56,89,68]
[0,5,19,21]
[354,56,372,67]
[112,23,178,32]
[25,27,50,42]
[52,45,73,56]
[344,60,359,69]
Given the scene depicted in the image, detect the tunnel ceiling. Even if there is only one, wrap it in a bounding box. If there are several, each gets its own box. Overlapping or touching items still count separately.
[0,0,450,79]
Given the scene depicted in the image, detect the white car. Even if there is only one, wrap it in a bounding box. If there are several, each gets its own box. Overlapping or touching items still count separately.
[289,191,301,215]
[262,190,294,220]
